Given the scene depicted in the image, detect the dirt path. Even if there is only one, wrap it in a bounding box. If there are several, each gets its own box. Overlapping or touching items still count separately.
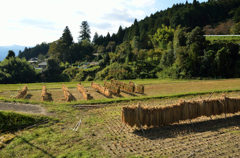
[0,102,50,115]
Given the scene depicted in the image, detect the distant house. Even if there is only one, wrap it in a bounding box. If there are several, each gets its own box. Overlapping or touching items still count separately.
[38,61,47,69]
[28,57,38,63]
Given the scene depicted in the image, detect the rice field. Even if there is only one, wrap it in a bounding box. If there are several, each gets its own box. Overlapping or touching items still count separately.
[1,78,240,104]
[1,79,240,157]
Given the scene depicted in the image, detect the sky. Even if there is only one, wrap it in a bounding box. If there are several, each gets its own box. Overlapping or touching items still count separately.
[0,0,208,46]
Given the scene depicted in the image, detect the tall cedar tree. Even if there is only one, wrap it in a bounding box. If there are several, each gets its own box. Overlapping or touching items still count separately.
[133,19,140,37]
[117,26,124,44]
[92,32,99,44]
[79,21,91,41]
[60,26,73,47]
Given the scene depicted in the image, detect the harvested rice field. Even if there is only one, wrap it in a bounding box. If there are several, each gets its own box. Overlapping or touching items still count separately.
[1,79,240,157]
[1,79,240,103]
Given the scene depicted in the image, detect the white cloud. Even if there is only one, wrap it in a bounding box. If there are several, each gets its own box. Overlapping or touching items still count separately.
[0,0,158,46]
[126,0,156,8]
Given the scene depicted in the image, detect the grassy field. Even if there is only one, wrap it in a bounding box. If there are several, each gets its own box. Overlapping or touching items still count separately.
[205,35,240,43]
[1,78,240,157]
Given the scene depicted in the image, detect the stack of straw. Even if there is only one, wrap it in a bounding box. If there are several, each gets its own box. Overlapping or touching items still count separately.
[104,81,120,96]
[77,83,91,100]
[91,82,112,97]
[15,85,28,99]
[121,95,240,128]
[62,84,73,102]
[41,85,50,101]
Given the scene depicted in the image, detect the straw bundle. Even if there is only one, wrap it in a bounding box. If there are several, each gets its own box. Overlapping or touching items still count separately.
[41,85,49,101]
[62,84,74,102]
[103,81,120,96]
[77,82,91,100]
[172,104,181,123]
[203,100,212,117]
[142,106,149,126]
[136,85,144,94]
[162,105,174,125]
[180,100,189,120]
[15,85,28,99]
[211,99,220,116]
[197,100,205,117]
[235,98,240,112]
[129,81,135,86]
[226,97,236,114]
[91,82,112,97]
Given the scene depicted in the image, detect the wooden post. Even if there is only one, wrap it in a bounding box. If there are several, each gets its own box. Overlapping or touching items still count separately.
[138,120,145,134]
[120,124,126,133]
[189,119,194,126]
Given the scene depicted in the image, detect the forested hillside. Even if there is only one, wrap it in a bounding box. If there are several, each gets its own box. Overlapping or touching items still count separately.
[4,0,240,83]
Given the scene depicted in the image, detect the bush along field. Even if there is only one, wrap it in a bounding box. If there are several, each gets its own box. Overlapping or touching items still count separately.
[1,79,240,157]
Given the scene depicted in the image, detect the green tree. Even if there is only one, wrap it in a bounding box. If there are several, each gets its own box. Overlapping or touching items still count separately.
[133,19,140,37]
[150,24,175,49]
[0,57,36,83]
[47,39,69,62]
[234,6,240,23]
[92,32,99,44]
[60,26,73,47]
[117,26,124,44]
[106,41,116,52]
[186,26,206,51]
[79,21,91,41]
[131,36,141,50]
[6,50,15,59]
[173,25,186,57]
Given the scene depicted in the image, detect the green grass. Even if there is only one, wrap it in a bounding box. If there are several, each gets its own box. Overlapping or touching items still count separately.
[205,35,240,43]
[0,111,56,133]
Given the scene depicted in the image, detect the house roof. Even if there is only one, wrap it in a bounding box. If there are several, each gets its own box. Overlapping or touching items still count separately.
[38,61,47,66]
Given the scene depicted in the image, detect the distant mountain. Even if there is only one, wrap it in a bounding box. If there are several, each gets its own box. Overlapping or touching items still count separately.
[0,45,29,61]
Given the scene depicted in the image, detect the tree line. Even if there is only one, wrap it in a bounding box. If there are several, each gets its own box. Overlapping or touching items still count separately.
[1,0,240,83]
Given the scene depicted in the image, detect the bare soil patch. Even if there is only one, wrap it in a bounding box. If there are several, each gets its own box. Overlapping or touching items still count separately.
[0,102,51,116]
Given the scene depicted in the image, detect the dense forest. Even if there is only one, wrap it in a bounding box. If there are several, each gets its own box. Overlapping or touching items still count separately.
[1,0,240,83]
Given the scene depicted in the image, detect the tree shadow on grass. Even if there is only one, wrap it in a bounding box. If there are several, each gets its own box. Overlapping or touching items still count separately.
[13,134,55,158]
[132,114,240,140]
[24,94,33,100]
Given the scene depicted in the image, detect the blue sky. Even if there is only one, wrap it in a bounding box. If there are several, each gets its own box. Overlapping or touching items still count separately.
[0,0,207,46]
